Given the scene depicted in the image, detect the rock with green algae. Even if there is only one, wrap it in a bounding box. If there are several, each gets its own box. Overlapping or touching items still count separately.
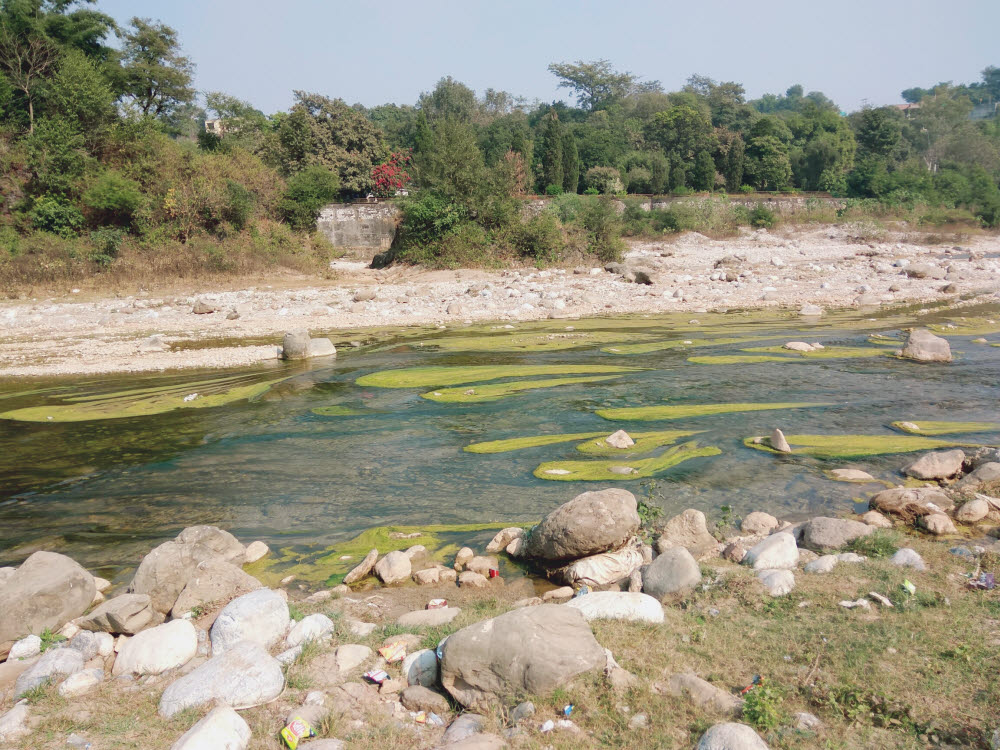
[574,430,703,457]
[597,402,830,422]
[534,441,721,481]
[744,433,983,460]
[356,364,640,389]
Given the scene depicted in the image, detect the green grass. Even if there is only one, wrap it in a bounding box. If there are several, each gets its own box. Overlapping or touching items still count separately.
[355,365,641,389]
[846,530,901,558]
[39,628,67,653]
[890,420,1000,436]
[744,434,981,459]
[420,375,624,403]
[0,373,288,422]
[534,440,721,481]
[927,317,1000,336]
[687,354,794,364]
[597,402,831,421]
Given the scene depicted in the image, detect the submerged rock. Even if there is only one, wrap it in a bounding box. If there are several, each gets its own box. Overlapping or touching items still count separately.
[899,328,951,362]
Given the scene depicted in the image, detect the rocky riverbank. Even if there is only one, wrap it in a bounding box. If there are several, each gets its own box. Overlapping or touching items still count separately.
[1,440,999,749]
[1,225,998,377]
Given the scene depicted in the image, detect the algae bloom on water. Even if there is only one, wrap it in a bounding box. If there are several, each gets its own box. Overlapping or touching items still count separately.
[744,433,983,459]
[355,364,640,389]
[597,402,831,421]
[534,440,721,481]
[421,375,624,403]
[890,420,1000,436]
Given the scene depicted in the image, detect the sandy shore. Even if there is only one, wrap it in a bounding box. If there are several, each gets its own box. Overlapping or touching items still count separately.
[1,225,998,378]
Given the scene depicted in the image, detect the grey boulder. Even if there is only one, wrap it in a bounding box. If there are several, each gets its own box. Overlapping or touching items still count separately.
[14,647,84,698]
[655,509,720,560]
[870,486,954,517]
[743,532,798,570]
[158,640,284,718]
[800,517,874,552]
[171,559,262,619]
[79,594,153,635]
[899,328,951,362]
[440,604,605,710]
[170,705,251,750]
[525,489,640,562]
[697,722,770,749]
[210,589,289,655]
[903,449,965,480]
[642,547,702,599]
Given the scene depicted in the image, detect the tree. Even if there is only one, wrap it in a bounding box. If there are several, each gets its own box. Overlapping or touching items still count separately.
[280,92,389,194]
[418,76,478,123]
[562,131,579,193]
[645,104,714,160]
[120,17,195,119]
[548,59,658,111]
[46,49,114,136]
[692,149,715,191]
[279,165,340,230]
[0,21,57,132]
[725,134,745,191]
[414,117,485,208]
[371,150,412,198]
[854,106,902,158]
[537,110,563,192]
[745,135,791,191]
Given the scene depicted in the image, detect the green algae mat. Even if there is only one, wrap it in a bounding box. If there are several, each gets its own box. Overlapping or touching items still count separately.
[243,522,518,587]
[891,420,1000,436]
[534,440,721,481]
[573,430,704,457]
[0,373,288,423]
[311,405,369,417]
[416,330,655,352]
[744,433,984,459]
[688,346,895,365]
[421,375,624,403]
[600,336,771,355]
[464,429,701,455]
[597,402,830,421]
[355,364,641,389]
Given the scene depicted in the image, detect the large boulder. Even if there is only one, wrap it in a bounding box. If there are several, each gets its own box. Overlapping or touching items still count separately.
[565,591,664,624]
[402,649,439,687]
[281,330,336,360]
[642,547,702,599]
[439,604,605,710]
[130,526,245,615]
[171,559,262,619]
[800,517,874,552]
[743,532,798,570]
[524,489,640,562]
[655,509,720,560]
[903,450,965,480]
[662,673,743,715]
[375,551,412,584]
[210,589,289,655]
[78,594,154,635]
[869,486,954,518]
[158,640,284,718]
[170,705,251,750]
[113,620,198,676]
[697,722,770,749]
[342,549,378,584]
[0,551,96,657]
[14,647,84,698]
[899,328,951,363]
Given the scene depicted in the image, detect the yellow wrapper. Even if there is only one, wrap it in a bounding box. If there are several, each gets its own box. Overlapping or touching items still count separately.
[378,640,407,662]
[280,717,314,749]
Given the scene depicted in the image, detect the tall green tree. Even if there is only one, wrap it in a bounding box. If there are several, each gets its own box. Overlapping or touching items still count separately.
[537,110,563,192]
[561,130,579,193]
[745,135,791,190]
[548,59,659,111]
[414,117,485,208]
[119,17,194,119]
[0,20,57,131]
[692,149,715,191]
[417,76,478,123]
[725,134,745,191]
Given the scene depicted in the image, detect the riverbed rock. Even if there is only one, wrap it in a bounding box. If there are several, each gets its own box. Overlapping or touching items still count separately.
[171,705,251,750]
[113,619,198,676]
[959,462,1000,488]
[192,299,218,314]
[800,517,874,551]
[459,570,489,588]
[799,303,823,317]
[803,555,838,574]
[0,701,30,743]
[402,648,438,687]
[57,668,103,698]
[743,532,798,570]
[442,714,486,745]
[466,555,498,576]
[697,722,770,749]
[870,486,954,517]
[171,559,262,619]
[557,543,645,587]
[158,640,284,718]
[605,429,635,449]
[0,551,96,657]
[396,607,461,628]
[524,489,640,562]
[375,550,412,584]
[956,498,990,523]
[889,548,926,571]
[14,647,84,697]
[244,541,269,563]
[663,673,743,715]
[210,589,289,655]
[770,428,792,453]
[758,569,795,596]
[642,547,701,599]
[413,567,441,585]
[401,685,450,715]
[486,527,524,554]
[79,593,153,635]
[919,513,957,535]
[333,644,372,674]
[454,547,475,571]
[281,330,336,360]
[8,635,41,661]
[900,328,952,362]
[783,341,813,352]
[829,468,876,482]
[565,591,664,624]
[741,512,778,535]
[860,510,893,528]
[656,509,719,560]
[903,449,965,480]
[343,549,378,584]
[905,263,946,280]
[439,604,605,710]
[286,614,335,648]
[130,527,245,615]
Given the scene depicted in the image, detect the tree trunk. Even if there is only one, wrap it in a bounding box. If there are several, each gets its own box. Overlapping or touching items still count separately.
[27,97,33,135]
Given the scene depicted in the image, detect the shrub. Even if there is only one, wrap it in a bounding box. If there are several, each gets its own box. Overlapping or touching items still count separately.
[584,166,624,195]
[544,184,563,196]
[224,180,255,231]
[749,204,777,228]
[739,184,754,193]
[514,211,564,264]
[581,196,625,263]
[30,196,84,237]
[846,529,900,558]
[88,227,125,267]
[279,166,341,231]
[742,681,785,731]
[583,186,599,195]
[84,171,143,226]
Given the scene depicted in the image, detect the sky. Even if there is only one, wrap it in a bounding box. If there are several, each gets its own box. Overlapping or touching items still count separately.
[98,0,999,115]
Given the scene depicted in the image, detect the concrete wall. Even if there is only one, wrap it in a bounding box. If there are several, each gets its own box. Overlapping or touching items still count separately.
[316,203,400,259]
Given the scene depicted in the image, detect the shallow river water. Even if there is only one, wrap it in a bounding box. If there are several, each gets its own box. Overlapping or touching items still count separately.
[1,301,998,582]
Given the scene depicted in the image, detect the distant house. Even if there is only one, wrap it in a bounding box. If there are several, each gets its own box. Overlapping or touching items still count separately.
[892,103,921,117]
[204,119,225,136]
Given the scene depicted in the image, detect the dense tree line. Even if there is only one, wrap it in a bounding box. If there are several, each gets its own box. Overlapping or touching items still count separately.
[1,1,998,278]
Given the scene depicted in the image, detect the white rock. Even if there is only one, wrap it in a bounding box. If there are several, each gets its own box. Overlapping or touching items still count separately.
[58,668,104,697]
[170,705,251,750]
[113,619,198,676]
[210,589,289,655]
[402,649,439,687]
[285,614,334,648]
[95,631,115,657]
[565,591,665,624]
[744,532,798,570]
[697,722,770,749]
[839,598,871,610]
[757,569,795,597]
[0,701,30,743]
[9,635,42,660]
[14,647,84,697]
[334,644,372,674]
[803,555,837,574]
[605,429,635,449]
[783,341,814,352]
[243,541,269,563]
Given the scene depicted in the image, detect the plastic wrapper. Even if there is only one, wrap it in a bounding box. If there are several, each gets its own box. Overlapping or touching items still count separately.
[555,540,645,587]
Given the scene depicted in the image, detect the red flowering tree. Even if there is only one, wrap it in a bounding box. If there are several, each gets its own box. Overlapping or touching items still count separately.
[371,150,413,198]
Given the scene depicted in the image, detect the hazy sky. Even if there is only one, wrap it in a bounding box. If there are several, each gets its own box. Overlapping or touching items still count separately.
[98,0,998,114]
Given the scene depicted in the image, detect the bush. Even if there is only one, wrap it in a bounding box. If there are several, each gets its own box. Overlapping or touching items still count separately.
[513,211,564,264]
[583,187,599,195]
[581,197,625,263]
[742,682,785,731]
[279,166,340,231]
[584,166,625,195]
[83,171,143,226]
[749,204,777,228]
[88,227,125,267]
[224,180,255,231]
[544,184,563,196]
[30,196,84,237]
